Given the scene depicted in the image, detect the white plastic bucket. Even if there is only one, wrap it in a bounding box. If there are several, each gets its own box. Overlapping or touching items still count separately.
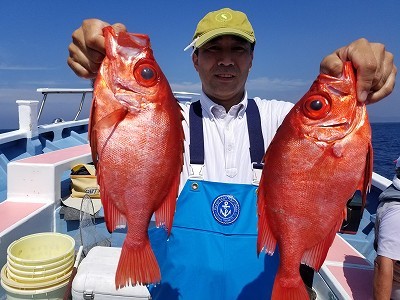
[1,273,68,300]
[6,260,73,283]
[7,251,74,273]
[1,232,75,300]
[1,265,72,290]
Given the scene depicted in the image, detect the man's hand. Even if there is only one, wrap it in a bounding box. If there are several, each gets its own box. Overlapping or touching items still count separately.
[67,19,127,79]
[320,38,397,104]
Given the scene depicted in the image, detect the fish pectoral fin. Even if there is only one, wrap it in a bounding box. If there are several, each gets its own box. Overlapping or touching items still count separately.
[360,142,373,212]
[89,97,99,166]
[89,105,128,167]
[155,174,179,235]
[301,217,343,271]
[93,107,129,132]
[343,205,348,221]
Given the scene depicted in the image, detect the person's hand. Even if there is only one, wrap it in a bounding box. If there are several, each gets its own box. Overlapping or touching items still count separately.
[67,19,127,79]
[320,38,397,104]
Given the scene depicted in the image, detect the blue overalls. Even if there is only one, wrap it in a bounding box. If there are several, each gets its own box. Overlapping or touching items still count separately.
[149,100,279,300]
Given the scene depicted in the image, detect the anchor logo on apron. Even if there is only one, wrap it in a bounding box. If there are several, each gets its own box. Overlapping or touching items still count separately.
[211,194,240,225]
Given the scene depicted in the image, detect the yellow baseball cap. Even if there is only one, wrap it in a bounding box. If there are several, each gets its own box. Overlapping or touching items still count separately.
[184,8,256,50]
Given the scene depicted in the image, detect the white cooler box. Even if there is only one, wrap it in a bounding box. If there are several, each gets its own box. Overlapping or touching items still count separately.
[72,246,152,300]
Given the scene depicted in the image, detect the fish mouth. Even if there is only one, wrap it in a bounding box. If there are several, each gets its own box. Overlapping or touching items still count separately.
[317,121,350,129]
[306,120,359,143]
[115,92,142,111]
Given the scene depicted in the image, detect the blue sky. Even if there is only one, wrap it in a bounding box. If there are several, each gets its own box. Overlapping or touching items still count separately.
[0,0,399,129]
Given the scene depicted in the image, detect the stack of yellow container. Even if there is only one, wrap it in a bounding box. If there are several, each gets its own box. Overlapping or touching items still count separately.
[1,232,75,299]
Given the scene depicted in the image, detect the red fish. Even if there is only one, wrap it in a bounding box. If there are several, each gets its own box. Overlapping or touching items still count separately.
[257,62,373,299]
[89,27,184,288]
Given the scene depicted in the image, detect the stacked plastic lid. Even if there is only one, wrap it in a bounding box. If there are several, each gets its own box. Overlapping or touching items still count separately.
[1,232,75,298]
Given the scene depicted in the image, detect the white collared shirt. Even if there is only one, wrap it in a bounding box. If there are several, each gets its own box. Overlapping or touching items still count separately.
[178,91,293,192]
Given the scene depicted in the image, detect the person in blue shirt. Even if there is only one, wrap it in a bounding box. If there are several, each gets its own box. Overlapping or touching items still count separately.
[67,7,397,300]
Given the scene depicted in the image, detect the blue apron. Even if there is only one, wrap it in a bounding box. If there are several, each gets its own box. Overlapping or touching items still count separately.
[149,100,279,300]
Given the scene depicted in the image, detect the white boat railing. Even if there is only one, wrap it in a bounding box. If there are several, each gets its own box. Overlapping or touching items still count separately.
[372,172,392,191]
[0,88,200,146]
[35,88,200,122]
[36,88,93,122]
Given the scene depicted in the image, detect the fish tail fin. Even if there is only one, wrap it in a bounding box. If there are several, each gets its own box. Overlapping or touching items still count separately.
[257,195,277,255]
[271,270,309,300]
[155,174,179,235]
[271,284,310,300]
[115,240,160,289]
[301,217,343,271]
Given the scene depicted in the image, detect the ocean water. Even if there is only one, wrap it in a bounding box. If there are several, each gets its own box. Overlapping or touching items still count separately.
[1,123,399,179]
[371,122,400,180]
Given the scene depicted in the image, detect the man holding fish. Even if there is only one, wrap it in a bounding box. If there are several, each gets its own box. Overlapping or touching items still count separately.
[68,7,397,300]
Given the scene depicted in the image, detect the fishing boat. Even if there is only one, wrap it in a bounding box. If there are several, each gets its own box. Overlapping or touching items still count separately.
[0,88,392,299]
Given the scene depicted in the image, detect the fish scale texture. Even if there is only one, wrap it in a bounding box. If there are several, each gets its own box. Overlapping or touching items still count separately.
[257,62,372,299]
[90,26,184,288]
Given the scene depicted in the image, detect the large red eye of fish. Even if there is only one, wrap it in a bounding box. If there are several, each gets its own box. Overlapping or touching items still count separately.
[303,95,331,119]
[133,61,158,87]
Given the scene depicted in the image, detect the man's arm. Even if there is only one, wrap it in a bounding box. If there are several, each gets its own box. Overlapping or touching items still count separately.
[373,255,394,299]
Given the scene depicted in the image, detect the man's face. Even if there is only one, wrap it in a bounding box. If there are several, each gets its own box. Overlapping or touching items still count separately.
[192,35,253,109]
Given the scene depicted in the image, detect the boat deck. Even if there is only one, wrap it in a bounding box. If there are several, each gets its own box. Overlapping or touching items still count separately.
[0,141,382,299]
[318,235,374,299]
[0,90,389,299]
[0,202,46,233]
